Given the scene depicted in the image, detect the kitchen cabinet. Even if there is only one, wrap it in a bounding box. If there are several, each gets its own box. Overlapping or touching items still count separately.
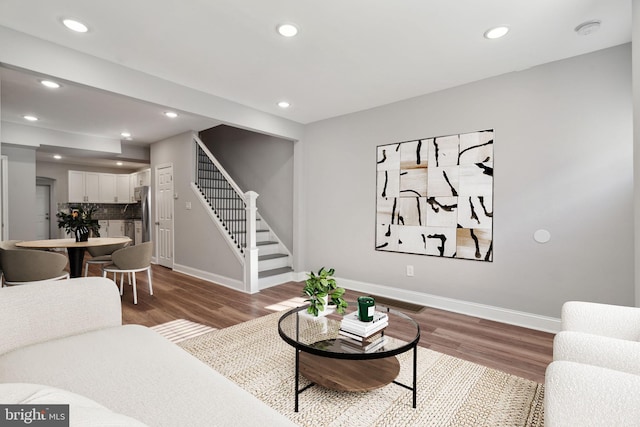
[133,169,151,187]
[69,171,137,203]
[68,171,100,203]
[98,220,109,237]
[116,175,130,203]
[134,220,142,245]
[100,174,116,203]
[107,220,125,237]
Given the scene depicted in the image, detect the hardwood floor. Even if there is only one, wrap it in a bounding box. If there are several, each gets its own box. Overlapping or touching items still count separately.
[89,262,554,384]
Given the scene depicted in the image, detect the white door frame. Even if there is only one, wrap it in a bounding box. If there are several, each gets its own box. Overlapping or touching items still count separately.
[155,163,175,268]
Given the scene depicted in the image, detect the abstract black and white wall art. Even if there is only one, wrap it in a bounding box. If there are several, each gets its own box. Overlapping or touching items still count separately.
[376,130,494,261]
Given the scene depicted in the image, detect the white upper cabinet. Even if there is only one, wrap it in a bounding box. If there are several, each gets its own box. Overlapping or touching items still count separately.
[68,171,100,203]
[99,173,117,203]
[69,170,149,204]
[116,175,130,203]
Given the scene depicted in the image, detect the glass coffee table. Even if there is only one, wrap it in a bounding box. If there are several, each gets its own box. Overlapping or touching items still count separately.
[278,303,420,412]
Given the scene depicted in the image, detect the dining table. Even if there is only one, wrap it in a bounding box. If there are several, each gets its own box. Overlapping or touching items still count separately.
[15,237,132,278]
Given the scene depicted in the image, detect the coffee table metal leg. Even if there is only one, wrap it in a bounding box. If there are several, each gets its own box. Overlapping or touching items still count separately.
[412,344,417,408]
[295,349,300,412]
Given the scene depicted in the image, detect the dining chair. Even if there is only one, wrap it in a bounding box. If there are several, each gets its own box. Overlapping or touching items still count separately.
[0,248,69,285]
[102,242,153,304]
[84,241,130,277]
[0,240,22,286]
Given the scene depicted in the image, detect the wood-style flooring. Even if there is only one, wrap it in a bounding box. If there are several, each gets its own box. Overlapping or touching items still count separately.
[87,263,554,384]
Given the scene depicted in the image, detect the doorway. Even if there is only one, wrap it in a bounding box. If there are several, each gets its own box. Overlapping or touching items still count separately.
[156,164,174,268]
[35,184,51,240]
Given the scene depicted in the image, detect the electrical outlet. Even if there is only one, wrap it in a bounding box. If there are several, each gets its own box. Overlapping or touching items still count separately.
[406,265,414,277]
[185,202,192,210]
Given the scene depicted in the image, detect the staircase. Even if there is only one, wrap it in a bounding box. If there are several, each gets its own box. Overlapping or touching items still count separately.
[191,136,292,291]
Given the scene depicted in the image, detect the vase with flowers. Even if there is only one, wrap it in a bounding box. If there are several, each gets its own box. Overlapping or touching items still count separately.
[56,204,101,242]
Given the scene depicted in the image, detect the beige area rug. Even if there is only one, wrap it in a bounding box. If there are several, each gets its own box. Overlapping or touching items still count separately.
[179,312,544,427]
[150,319,217,343]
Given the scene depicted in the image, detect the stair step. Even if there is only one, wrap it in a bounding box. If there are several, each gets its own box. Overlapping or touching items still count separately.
[258,253,288,261]
[258,266,294,278]
[257,240,278,246]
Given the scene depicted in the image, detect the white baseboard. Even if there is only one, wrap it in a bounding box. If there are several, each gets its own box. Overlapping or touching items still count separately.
[172,267,561,333]
[334,276,561,333]
[172,263,244,292]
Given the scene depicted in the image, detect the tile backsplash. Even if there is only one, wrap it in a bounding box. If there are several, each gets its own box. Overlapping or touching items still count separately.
[57,202,142,221]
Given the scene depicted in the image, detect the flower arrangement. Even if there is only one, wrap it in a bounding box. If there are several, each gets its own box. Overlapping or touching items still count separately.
[56,204,101,241]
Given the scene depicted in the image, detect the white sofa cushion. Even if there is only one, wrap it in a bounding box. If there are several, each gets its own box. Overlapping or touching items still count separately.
[0,383,147,426]
[0,325,296,427]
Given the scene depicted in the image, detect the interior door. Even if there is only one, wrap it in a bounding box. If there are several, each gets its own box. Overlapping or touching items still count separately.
[156,165,174,268]
[35,184,50,240]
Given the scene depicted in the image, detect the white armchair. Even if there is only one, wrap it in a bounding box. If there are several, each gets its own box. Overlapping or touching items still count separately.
[545,301,640,427]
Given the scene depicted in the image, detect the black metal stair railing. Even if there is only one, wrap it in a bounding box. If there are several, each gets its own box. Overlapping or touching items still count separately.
[194,142,246,253]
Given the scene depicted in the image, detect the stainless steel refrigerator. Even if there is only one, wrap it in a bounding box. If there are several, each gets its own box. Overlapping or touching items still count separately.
[134,186,151,242]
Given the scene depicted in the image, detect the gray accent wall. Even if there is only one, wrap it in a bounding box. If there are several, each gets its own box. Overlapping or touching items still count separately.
[150,132,243,283]
[200,125,294,251]
[300,44,633,318]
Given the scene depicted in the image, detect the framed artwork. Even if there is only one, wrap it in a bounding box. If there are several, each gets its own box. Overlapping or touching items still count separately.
[375,129,494,261]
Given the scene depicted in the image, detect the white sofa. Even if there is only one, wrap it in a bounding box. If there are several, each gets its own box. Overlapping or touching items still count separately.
[0,277,297,427]
[545,301,640,426]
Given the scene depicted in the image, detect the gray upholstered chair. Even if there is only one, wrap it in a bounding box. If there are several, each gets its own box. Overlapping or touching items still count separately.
[0,248,69,285]
[102,242,153,304]
[84,242,130,277]
[0,240,22,286]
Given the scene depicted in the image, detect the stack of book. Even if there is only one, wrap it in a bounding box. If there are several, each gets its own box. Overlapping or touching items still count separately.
[339,311,389,348]
[339,333,389,353]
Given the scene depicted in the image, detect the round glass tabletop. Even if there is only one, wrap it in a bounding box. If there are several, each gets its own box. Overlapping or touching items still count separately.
[278,302,420,360]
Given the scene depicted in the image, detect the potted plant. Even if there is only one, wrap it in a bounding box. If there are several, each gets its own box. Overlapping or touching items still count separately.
[56,204,101,242]
[302,267,348,316]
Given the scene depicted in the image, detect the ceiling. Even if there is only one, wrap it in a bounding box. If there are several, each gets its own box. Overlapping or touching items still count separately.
[0,0,632,165]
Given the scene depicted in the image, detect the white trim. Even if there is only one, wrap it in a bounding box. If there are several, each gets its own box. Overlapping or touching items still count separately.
[173,263,244,292]
[335,276,561,333]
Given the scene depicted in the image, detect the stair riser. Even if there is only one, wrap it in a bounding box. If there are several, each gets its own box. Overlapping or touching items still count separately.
[257,243,280,256]
[256,231,271,243]
[258,256,291,272]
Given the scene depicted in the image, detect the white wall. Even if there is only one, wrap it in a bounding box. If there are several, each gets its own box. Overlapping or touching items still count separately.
[150,132,244,287]
[2,145,36,240]
[300,44,633,322]
[200,125,294,251]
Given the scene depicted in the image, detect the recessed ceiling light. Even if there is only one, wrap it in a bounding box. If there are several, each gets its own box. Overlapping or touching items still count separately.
[40,80,61,89]
[277,23,298,37]
[277,101,291,108]
[116,162,124,166]
[23,115,38,121]
[62,18,89,33]
[164,111,178,118]
[121,132,131,138]
[575,20,601,36]
[53,155,62,160]
[484,26,509,39]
